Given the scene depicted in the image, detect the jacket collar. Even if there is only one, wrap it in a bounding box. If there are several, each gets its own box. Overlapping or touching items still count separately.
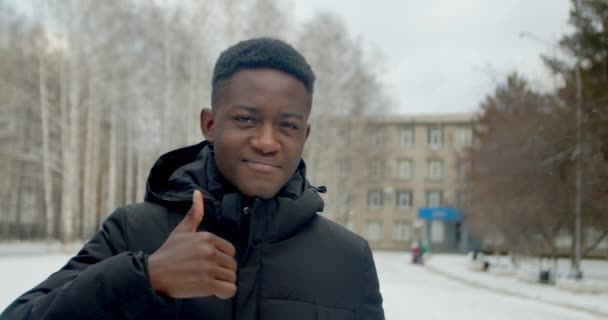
[144,141,325,242]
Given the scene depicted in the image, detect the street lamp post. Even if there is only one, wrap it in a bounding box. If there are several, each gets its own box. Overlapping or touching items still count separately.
[573,64,583,279]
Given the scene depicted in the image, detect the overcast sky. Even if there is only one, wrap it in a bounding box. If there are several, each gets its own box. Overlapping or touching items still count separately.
[11,1,572,115]
[293,0,572,115]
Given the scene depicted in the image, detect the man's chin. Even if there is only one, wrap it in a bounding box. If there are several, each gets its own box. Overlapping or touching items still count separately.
[239,183,281,200]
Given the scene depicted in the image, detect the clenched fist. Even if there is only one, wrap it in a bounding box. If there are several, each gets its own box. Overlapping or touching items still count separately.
[147,190,238,299]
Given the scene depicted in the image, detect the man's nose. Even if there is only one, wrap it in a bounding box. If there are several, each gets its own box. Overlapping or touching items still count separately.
[251,123,280,154]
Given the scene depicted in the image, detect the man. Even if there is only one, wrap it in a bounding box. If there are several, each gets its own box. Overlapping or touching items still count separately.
[1,38,384,320]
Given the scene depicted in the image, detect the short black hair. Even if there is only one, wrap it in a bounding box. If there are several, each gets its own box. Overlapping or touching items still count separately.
[211,37,315,108]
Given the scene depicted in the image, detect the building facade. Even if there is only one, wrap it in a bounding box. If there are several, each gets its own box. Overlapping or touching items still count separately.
[344,114,476,252]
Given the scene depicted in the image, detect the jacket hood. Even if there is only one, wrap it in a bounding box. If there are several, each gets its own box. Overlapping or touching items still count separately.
[144,141,227,207]
[144,141,325,242]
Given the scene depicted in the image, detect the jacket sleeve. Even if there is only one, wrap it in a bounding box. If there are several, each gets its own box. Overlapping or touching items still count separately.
[358,241,385,320]
[0,208,173,320]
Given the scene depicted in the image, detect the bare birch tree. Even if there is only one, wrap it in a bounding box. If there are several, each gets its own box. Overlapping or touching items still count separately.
[296,12,390,222]
[0,0,391,241]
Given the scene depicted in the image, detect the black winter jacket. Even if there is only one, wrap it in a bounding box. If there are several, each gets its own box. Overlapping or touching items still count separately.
[0,142,384,320]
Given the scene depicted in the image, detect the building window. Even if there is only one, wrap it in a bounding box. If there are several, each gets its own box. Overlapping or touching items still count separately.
[428,126,443,149]
[395,190,413,209]
[368,190,383,208]
[399,126,414,148]
[457,161,470,181]
[427,159,443,180]
[342,194,352,208]
[369,160,383,180]
[370,130,384,148]
[366,221,383,241]
[454,127,473,151]
[455,191,465,207]
[426,190,443,207]
[394,223,412,242]
[397,159,413,180]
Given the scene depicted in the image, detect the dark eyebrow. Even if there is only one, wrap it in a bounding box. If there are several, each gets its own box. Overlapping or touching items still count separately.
[232,104,258,113]
[279,112,304,121]
[232,104,304,121]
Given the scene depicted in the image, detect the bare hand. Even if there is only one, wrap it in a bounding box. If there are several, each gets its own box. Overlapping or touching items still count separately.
[147,190,238,299]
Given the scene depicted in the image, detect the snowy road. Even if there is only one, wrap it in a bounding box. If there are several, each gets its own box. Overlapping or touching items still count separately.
[0,250,605,319]
[375,251,605,320]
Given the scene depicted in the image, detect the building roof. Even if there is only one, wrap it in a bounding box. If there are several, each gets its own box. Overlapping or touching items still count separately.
[360,113,477,125]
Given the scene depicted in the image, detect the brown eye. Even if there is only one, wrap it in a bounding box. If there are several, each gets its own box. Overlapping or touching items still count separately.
[279,122,298,130]
[233,115,255,124]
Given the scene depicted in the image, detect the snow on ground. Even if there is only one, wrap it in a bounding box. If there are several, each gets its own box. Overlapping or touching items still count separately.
[374,251,606,320]
[423,253,608,318]
[0,244,606,319]
[0,253,73,310]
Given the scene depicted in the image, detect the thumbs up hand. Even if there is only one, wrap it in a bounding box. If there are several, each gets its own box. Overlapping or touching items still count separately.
[148,190,238,299]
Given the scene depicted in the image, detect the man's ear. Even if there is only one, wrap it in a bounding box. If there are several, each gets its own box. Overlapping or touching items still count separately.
[200,108,215,143]
[305,124,311,141]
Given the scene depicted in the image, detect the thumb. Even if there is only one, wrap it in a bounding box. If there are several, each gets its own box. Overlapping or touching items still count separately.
[174,190,205,233]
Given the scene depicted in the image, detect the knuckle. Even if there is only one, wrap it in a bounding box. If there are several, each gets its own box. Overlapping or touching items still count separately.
[199,263,212,277]
[229,271,237,283]
[217,284,237,299]
[197,243,213,258]
[208,246,218,257]
[229,258,238,271]
[200,232,213,241]
[203,276,214,292]
[227,283,237,295]
[227,244,237,255]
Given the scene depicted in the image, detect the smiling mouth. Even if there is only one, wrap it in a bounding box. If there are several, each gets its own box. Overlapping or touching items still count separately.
[242,159,281,172]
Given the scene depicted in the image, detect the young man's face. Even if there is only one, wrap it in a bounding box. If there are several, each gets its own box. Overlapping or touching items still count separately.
[201,68,311,199]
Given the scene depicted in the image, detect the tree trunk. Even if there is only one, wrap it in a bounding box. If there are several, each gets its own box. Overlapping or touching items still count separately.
[7,158,23,239]
[67,14,81,243]
[106,102,117,215]
[38,44,55,239]
[82,60,97,237]
[89,107,101,231]
[186,39,201,144]
[125,109,134,205]
[135,149,147,202]
[1,113,17,238]
[59,45,71,243]
[162,15,172,151]
[8,100,29,238]
[60,0,83,243]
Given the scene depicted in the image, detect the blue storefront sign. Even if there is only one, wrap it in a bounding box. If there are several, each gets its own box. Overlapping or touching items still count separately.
[418,207,463,221]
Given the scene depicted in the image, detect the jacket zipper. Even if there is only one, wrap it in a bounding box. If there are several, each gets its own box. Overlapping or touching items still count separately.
[235,204,258,320]
[238,206,254,265]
